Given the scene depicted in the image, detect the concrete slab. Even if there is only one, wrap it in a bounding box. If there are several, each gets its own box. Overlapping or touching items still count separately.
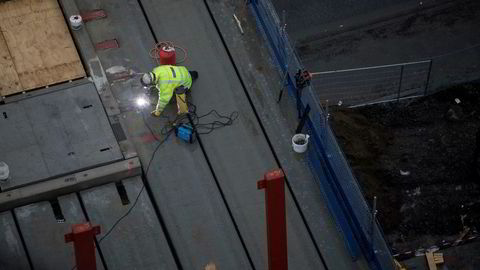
[123,110,254,270]
[80,177,177,270]
[3,78,90,104]
[72,0,253,268]
[58,0,121,117]
[0,211,30,270]
[0,158,141,212]
[204,1,370,269]
[0,82,122,190]
[140,0,325,268]
[14,193,104,270]
[110,116,137,159]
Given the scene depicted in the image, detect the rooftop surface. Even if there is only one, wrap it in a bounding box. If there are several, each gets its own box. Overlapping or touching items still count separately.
[0,0,368,269]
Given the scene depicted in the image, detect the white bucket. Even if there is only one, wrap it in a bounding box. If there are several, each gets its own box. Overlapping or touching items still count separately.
[292,134,310,153]
[0,161,9,181]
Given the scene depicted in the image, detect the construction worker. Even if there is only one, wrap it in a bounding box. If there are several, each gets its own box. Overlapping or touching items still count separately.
[140,65,198,116]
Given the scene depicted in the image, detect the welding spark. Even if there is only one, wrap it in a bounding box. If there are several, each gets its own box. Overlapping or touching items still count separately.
[135,97,148,107]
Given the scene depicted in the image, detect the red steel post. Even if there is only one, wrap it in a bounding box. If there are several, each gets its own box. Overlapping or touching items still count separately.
[257,169,288,270]
[65,223,101,270]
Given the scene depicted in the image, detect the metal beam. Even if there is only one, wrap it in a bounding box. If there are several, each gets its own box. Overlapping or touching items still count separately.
[257,169,288,270]
[0,158,141,212]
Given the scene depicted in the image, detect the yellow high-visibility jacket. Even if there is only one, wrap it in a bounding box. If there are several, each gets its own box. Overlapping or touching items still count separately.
[150,65,192,114]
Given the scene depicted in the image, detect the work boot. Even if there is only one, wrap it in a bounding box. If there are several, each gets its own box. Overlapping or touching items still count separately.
[189,71,198,81]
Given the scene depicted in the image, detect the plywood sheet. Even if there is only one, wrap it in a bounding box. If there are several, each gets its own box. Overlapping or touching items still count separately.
[0,0,85,95]
[0,31,21,96]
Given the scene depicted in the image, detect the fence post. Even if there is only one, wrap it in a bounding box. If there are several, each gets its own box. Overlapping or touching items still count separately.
[277,40,296,104]
[424,60,433,96]
[323,100,329,142]
[65,223,101,270]
[370,196,378,247]
[257,169,288,270]
[296,104,311,134]
[280,10,287,66]
[282,10,287,32]
[397,65,404,102]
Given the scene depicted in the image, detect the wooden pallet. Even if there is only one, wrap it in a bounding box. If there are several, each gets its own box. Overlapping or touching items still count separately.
[0,0,85,96]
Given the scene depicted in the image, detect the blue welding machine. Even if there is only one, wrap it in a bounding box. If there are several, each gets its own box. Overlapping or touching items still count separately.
[175,123,194,143]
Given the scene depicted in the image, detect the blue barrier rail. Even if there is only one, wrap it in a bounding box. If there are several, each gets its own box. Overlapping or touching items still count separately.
[249,0,395,269]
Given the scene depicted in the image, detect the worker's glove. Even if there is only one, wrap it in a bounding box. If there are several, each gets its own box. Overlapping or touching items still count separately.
[146,86,157,96]
[151,110,161,117]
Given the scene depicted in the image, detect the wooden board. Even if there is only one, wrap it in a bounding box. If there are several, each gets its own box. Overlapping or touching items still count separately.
[0,0,85,95]
[426,252,437,270]
[0,31,21,96]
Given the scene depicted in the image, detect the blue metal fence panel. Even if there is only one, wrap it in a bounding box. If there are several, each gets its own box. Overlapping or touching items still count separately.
[249,0,395,269]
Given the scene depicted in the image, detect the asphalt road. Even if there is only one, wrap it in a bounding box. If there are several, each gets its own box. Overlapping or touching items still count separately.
[272,0,480,103]
[271,0,420,41]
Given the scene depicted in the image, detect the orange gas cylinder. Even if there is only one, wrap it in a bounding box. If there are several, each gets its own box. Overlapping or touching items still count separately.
[158,45,176,65]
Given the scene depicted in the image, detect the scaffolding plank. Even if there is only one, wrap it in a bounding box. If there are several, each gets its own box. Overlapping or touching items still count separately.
[0,211,30,270]
[0,0,85,93]
[0,31,21,96]
[14,193,104,270]
[0,83,123,190]
[80,177,177,270]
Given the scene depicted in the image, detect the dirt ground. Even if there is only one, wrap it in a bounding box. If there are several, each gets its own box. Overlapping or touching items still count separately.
[330,83,480,253]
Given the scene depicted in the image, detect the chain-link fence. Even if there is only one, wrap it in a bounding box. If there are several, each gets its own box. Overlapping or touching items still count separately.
[308,40,480,107]
[311,60,432,107]
[249,0,395,269]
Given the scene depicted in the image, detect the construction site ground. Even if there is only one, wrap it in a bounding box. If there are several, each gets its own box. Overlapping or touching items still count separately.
[330,83,480,257]
[0,0,372,269]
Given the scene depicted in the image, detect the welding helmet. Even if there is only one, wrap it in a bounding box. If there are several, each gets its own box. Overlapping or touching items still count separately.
[140,72,155,87]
